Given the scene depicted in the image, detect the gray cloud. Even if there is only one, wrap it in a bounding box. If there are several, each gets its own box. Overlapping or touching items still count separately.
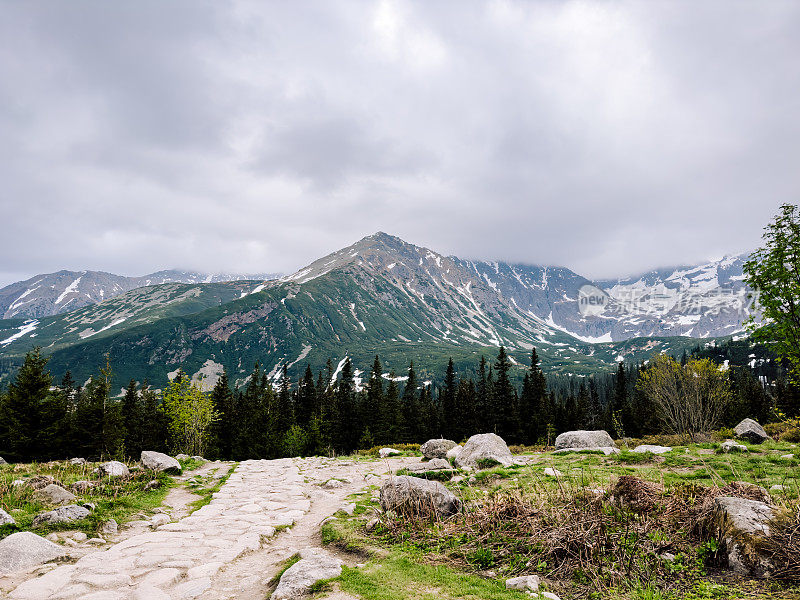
[1,0,798,286]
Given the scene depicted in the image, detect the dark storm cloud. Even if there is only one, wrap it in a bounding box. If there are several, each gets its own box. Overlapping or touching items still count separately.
[1,1,798,286]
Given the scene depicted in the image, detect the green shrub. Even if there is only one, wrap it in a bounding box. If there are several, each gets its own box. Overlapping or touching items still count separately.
[782,427,800,443]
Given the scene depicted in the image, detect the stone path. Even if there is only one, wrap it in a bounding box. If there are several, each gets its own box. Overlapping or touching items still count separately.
[7,456,411,600]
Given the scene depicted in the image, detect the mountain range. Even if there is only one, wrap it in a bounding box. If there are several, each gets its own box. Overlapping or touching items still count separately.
[0,233,754,390]
[0,269,280,319]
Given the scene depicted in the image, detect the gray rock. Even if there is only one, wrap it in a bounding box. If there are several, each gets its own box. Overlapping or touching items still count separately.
[0,508,15,526]
[36,484,76,505]
[32,504,91,528]
[0,456,6,464]
[406,458,452,472]
[272,548,343,600]
[378,448,401,458]
[70,480,94,494]
[446,445,463,460]
[0,532,68,574]
[144,480,161,491]
[710,496,776,577]
[540,593,561,600]
[175,453,189,460]
[554,446,620,455]
[26,475,56,490]
[101,519,118,535]
[505,575,540,591]
[455,433,514,470]
[141,451,182,474]
[420,438,457,459]
[68,457,86,465]
[380,475,461,518]
[734,418,770,444]
[96,461,129,477]
[190,455,206,461]
[543,467,562,477]
[340,503,356,516]
[555,430,615,450]
[721,440,748,453]
[323,479,344,489]
[633,445,672,454]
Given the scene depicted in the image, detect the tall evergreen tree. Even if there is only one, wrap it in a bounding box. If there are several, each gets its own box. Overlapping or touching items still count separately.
[401,362,420,443]
[0,348,52,462]
[440,358,458,440]
[121,379,143,458]
[208,371,235,459]
[494,347,520,443]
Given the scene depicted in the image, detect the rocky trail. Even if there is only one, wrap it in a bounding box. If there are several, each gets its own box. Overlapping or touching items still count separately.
[3,456,413,600]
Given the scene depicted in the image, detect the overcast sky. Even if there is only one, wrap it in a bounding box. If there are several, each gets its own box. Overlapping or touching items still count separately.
[1,1,798,287]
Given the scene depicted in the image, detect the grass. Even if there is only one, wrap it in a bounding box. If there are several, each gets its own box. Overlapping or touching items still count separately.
[0,459,172,538]
[317,438,800,600]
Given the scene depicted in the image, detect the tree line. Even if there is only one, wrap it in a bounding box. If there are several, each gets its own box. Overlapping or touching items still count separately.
[1,340,794,463]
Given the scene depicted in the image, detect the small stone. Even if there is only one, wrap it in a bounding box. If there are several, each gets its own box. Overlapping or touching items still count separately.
[632,445,672,454]
[340,503,356,516]
[37,484,76,505]
[72,532,87,542]
[0,508,16,526]
[32,505,90,528]
[378,448,401,458]
[540,593,561,600]
[144,480,161,491]
[100,519,118,535]
[70,480,94,494]
[86,537,105,545]
[506,575,540,591]
[96,461,129,477]
[365,518,379,532]
[69,457,87,465]
[721,440,748,453]
[45,533,59,542]
[543,467,562,477]
[781,454,795,459]
[770,485,784,491]
[323,479,343,489]
[150,514,171,528]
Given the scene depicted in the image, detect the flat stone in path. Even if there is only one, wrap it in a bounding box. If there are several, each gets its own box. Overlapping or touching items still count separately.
[10,460,310,600]
[272,548,343,599]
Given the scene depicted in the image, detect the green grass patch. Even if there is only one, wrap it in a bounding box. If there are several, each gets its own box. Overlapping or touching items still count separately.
[0,460,173,538]
[336,553,531,600]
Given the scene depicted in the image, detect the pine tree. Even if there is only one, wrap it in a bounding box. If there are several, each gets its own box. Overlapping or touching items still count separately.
[0,348,52,462]
[456,377,477,441]
[494,347,520,443]
[334,358,358,453]
[121,379,143,458]
[296,365,317,428]
[140,381,168,452]
[440,358,458,440]
[208,371,235,459]
[476,356,490,433]
[384,373,402,444]
[401,362,420,443]
[363,356,385,444]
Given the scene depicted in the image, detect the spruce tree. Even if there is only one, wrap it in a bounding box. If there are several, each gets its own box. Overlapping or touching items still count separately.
[401,362,420,443]
[440,358,458,440]
[0,348,52,461]
[208,371,235,459]
[121,379,142,458]
[363,356,385,443]
[494,347,519,443]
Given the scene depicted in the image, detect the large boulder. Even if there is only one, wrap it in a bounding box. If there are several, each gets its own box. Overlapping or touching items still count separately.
[141,451,182,474]
[555,430,615,450]
[96,461,129,477]
[709,496,776,577]
[380,475,461,518]
[0,508,15,526]
[36,484,76,505]
[420,439,457,459]
[32,505,91,528]
[272,548,343,600]
[455,433,514,470]
[734,419,770,444]
[446,445,463,460]
[0,532,68,574]
[0,456,6,464]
